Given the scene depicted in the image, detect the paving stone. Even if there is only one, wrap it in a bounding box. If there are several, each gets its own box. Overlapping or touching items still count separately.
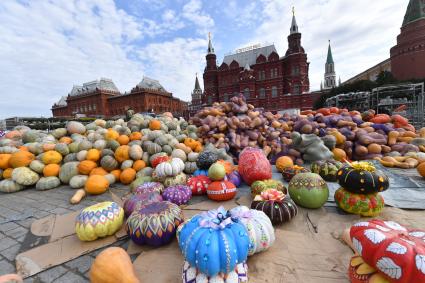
[54,271,87,283]
[0,237,18,251]
[0,221,20,232]
[0,206,21,219]
[16,217,37,229]
[0,243,20,261]
[65,255,94,274]
[33,210,50,219]
[4,226,28,239]
[37,266,68,282]
[50,207,72,215]
[0,259,15,273]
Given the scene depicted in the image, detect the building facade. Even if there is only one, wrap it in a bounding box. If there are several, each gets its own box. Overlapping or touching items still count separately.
[390,0,425,81]
[51,77,188,118]
[323,41,337,89]
[199,11,318,112]
[344,59,391,85]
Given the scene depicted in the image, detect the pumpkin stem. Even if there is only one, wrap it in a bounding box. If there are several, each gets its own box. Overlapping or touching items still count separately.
[347,161,376,172]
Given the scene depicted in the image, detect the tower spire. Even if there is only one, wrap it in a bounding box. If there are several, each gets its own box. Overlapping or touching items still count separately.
[207,32,215,54]
[194,73,201,90]
[290,6,299,34]
[327,40,334,64]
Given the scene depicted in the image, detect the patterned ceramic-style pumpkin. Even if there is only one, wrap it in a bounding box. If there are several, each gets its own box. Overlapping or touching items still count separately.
[334,187,384,217]
[250,189,298,225]
[225,171,242,187]
[123,192,163,217]
[187,175,211,195]
[162,185,192,205]
[196,151,219,170]
[162,172,188,187]
[133,182,164,194]
[281,165,310,182]
[337,162,389,194]
[310,160,343,182]
[126,201,183,247]
[238,147,272,185]
[288,173,329,209]
[177,207,250,277]
[348,255,390,283]
[75,202,124,241]
[207,181,237,201]
[229,206,275,256]
[350,219,425,283]
[182,261,248,283]
[250,179,287,197]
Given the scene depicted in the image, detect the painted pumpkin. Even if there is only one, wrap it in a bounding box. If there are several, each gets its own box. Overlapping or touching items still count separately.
[123,192,163,217]
[229,206,275,256]
[250,179,287,197]
[182,261,248,283]
[238,147,272,185]
[251,189,298,225]
[350,219,425,283]
[151,155,170,168]
[162,185,192,205]
[207,181,237,201]
[348,255,390,283]
[216,159,234,174]
[196,151,219,170]
[334,187,384,217]
[281,165,310,182]
[187,175,211,195]
[288,173,329,209]
[177,207,250,277]
[154,158,185,178]
[75,201,124,241]
[310,160,343,182]
[193,169,208,176]
[126,201,183,247]
[162,172,188,187]
[275,156,294,172]
[337,162,389,194]
[133,182,164,194]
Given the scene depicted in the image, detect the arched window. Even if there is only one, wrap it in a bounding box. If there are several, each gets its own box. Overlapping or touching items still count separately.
[294,84,300,95]
[244,88,250,99]
[271,86,278,97]
[259,88,265,98]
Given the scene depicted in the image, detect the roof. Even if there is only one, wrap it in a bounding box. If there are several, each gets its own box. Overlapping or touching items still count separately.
[194,75,201,90]
[290,14,299,34]
[56,96,67,106]
[137,76,167,92]
[402,0,425,27]
[222,44,278,67]
[326,42,334,64]
[69,78,119,96]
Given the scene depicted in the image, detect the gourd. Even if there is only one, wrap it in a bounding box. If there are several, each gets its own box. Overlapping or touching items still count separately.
[0,179,24,193]
[12,167,39,186]
[171,149,187,161]
[155,158,185,178]
[86,149,101,162]
[334,187,384,217]
[149,119,161,130]
[66,121,86,134]
[29,160,45,174]
[310,160,343,182]
[150,154,170,168]
[275,156,294,172]
[162,172,187,187]
[89,247,140,283]
[337,162,389,194]
[417,162,425,177]
[70,175,88,189]
[3,168,13,179]
[187,175,211,195]
[75,202,124,241]
[162,185,192,205]
[78,140,93,151]
[196,151,218,170]
[133,181,163,194]
[85,175,109,195]
[100,156,118,171]
[129,145,143,160]
[0,154,11,170]
[114,145,130,163]
[146,143,162,155]
[184,162,198,174]
[36,177,61,191]
[9,151,35,168]
[332,148,347,161]
[187,152,199,162]
[229,206,275,256]
[225,171,242,187]
[207,180,237,201]
[117,135,130,145]
[120,168,136,185]
[90,167,108,176]
[238,147,272,185]
[41,151,62,164]
[121,160,134,170]
[126,201,183,246]
[208,163,226,181]
[104,174,116,185]
[177,207,250,276]
[132,160,146,172]
[76,150,88,161]
[54,143,69,156]
[43,164,60,177]
[78,160,97,175]
[288,173,329,209]
[51,128,67,139]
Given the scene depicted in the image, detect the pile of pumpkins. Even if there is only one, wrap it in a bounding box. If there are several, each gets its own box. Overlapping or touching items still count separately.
[0,113,208,203]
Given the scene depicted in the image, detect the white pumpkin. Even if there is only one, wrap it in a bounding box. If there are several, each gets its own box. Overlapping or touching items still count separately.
[29,160,45,174]
[12,167,40,186]
[229,206,275,256]
[36,177,61,191]
[70,175,88,189]
[104,174,116,185]
[93,140,107,150]
[154,158,184,178]
[129,145,143,160]
[187,152,199,162]
[0,179,24,193]
[171,149,187,162]
[121,160,133,170]
[76,150,88,161]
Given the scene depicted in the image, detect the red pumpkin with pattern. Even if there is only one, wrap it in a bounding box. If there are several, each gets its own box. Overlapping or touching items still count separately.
[207,181,237,201]
[187,175,211,195]
[350,219,425,283]
[151,155,170,168]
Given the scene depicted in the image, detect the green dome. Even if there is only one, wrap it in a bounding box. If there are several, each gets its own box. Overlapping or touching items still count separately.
[402,0,425,27]
[288,173,329,209]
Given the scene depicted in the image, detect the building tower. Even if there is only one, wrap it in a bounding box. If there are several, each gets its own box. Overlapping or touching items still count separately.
[189,73,203,116]
[284,7,310,94]
[324,40,336,89]
[202,33,218,105]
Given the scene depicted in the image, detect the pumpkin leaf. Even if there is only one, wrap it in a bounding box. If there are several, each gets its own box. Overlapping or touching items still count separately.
[376,257,402,279]
[386,242,407,255]
[364,229,386,245]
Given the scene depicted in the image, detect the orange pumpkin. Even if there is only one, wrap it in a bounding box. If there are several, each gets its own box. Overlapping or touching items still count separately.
[78,160,98,175]
[85,175,109,195]
[149,119,161,130]
[3,168,13,179]
[117,135,130,145]
[110,169,121,180]
[114,145,130,163]
[216,160,233,174]
[41,150,63,165]
[120,168,136,184]
[43,164,61,177]
[194,144,203,153]
[417,162,425,177]
[184,138,200,150]
[42,143,56,152]
[132,160,146,171]
[129,132,142,141]
[105,129,119,140]
[0,154,12,170]
[86,149,101,162]
[18,146,29,151]
[333,148,347,162]
[5,130,22,140]
[89,167,108,176]
[9,151,35,168]
[275,156,294,172]
[59,136,72,144]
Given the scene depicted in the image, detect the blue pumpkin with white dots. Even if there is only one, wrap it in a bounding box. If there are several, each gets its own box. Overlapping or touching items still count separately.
[193,169,208,176]
[177,206,250,277]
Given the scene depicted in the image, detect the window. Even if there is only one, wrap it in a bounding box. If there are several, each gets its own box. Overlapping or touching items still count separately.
[292,66,300,75]
[244,88,250,99]
[223,93,228,102]
[293,84,300,95]
[271,86,278,97]
[208,96,212,104]
[258,70,265,80]
[259,88,265,98]
[88,105,92,111]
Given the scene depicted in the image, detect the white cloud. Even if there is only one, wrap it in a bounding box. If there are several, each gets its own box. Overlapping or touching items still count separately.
[182,0,214,35]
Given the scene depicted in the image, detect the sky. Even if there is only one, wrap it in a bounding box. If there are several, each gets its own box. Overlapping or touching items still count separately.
[0,0,407,118]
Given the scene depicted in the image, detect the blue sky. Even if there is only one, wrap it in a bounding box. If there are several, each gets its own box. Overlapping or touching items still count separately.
[0,0,407,118]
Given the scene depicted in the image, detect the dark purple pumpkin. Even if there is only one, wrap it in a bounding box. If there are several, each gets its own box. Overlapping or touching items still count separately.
[123,192,163,217]
[225,171,242,187]
[162,185,192,205]
[251,195,298,225]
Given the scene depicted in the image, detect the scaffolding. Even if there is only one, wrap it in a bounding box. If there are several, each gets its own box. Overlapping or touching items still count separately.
[325,91,371,112]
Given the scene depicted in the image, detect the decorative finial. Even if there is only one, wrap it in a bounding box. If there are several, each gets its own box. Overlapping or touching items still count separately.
[292,6,295,16]
[208,32,211,40]
[196,72,198,77]
[329,39,331,44]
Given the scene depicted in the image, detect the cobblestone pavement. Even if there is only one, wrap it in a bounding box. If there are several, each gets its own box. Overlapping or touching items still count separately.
[0,185,131,283]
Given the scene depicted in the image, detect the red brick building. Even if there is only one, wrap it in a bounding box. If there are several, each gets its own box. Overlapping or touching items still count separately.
[391,0,425,80]
[52,77,188,118]
[199,11,319,111]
